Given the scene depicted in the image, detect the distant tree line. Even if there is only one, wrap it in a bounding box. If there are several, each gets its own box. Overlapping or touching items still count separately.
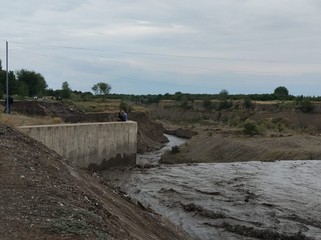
[1,58,320,106]
[0,59,115,100]
[107,87,321,104]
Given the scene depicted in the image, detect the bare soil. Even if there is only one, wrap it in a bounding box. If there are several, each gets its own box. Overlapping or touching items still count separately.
[0,124,188,239]
[160,126,321,164]
[148,100,321,164]
[11,100,168,153]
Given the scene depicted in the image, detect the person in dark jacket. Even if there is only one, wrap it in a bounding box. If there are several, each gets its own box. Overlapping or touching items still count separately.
[117,110,128,121]
[3,96,13,114]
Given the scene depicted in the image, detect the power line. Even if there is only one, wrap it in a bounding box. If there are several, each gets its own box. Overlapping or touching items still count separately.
[4,40,321,65]
[3,40,320,79]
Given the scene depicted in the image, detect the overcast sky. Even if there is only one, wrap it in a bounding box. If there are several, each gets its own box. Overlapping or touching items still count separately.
[1,0,321,95]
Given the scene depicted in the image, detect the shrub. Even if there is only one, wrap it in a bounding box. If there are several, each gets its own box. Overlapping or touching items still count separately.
[171,146,180,153]
[299,99,314,113]
[243,98,254,110]
[271,117,290,132]
[218,100,233,110]
[180,97,193,110]
[203,99,213,110]
[243,121,260,136]
[119,101,132,112]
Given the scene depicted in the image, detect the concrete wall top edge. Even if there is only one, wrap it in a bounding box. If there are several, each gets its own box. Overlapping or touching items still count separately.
[18,121,137,129]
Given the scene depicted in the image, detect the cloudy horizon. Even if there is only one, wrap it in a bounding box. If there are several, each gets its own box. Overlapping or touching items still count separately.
[1,0,321,96]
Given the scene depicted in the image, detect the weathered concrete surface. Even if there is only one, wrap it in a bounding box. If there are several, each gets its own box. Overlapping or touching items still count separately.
[19,121,137,170]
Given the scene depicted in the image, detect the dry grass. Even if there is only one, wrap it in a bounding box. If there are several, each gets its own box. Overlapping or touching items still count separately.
[70,99,148,113]
[70,99,122,113]
[0,113,63,127]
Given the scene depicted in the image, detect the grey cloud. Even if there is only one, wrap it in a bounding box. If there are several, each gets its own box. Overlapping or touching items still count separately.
[1,0,321,95]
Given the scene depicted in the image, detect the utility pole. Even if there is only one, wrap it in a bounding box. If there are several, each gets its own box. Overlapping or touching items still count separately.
[5,41,9,114]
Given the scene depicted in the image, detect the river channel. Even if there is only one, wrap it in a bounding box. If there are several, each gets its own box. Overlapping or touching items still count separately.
[103,135,321,240]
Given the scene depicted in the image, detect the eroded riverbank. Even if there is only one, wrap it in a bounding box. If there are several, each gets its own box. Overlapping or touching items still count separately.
[104,136,321,240]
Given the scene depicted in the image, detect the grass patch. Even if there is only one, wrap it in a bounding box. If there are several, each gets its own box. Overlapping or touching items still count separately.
[66,99,147,113]
[46,208,111,240]
[243,120,261,136]
[66,99,121,113]
[171,146,180,154]
[0,113,63,127]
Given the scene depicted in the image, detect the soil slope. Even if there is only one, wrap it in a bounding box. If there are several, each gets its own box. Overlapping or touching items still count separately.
[11,100,168,153]
[148,100,321,164]
[0,124,187,240]
[161,127,321,164]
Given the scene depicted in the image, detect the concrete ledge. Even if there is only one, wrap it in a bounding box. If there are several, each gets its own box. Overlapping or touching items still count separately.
[19,121,137,170]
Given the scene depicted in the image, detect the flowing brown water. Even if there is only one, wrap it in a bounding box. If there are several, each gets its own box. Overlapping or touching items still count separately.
[103,135,321,240]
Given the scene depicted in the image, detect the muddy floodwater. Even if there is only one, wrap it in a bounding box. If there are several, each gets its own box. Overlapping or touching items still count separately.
[103,135,321,240]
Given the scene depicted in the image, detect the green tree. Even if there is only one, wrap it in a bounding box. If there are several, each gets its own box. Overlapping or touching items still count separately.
[0,60,17,97]
[173,91,183,101]
[61,81,72,99]
[8,71,18,95]
[219,89,229,100]
[0,71,17,96]
[92,82,112,97]
[273,86,289,99]
[16,81,29,97]
[16,69,47,97]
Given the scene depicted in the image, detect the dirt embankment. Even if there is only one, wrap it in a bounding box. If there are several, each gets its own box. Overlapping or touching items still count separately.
[152,101,321,164]
[161,127,321,164]
[11,100,321,164]
[12,100,168,153]
[0,124,188,240]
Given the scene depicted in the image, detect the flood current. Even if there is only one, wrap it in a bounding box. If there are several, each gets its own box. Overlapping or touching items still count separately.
[103,135,321,240]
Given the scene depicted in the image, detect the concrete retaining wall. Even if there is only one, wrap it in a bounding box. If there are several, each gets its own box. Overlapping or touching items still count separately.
[19,121,137,170]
